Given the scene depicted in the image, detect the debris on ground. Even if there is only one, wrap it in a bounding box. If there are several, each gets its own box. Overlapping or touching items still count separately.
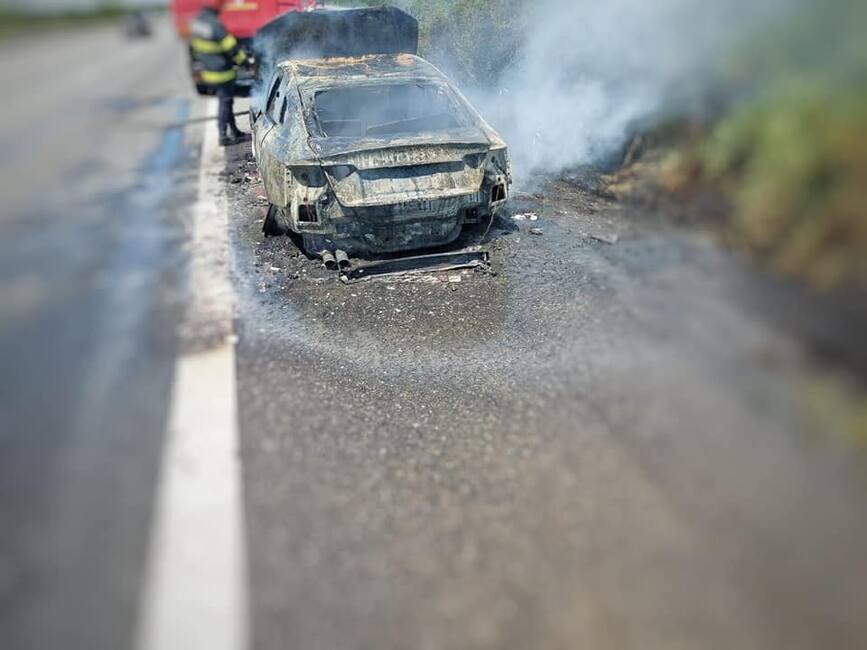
[588,232,619,245]
[529,228,544,236]
[513,212,539,221]
[339,249,490,283]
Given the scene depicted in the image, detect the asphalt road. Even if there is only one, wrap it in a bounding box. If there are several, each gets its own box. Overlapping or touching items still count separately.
[0,19,194,650]
[2,17,867,650]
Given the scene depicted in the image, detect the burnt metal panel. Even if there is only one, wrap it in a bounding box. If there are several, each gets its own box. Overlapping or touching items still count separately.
[255,6,418,70]
[341,249,490,282]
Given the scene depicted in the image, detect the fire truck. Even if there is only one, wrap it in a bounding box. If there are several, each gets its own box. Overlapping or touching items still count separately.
[170,0,317,95]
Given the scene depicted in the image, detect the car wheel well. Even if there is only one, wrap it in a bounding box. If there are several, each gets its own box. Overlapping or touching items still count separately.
[263,204,291,237]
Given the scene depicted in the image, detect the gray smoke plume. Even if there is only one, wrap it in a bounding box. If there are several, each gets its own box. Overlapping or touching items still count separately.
[431,0,794,180]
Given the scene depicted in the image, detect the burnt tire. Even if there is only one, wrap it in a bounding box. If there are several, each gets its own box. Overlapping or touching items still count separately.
[263,204,291,237]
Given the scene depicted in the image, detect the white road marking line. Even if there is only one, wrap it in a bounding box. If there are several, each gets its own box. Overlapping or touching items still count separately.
[136,114,248,650]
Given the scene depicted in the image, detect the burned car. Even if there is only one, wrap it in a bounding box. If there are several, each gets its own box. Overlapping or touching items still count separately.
[250,9,511,261]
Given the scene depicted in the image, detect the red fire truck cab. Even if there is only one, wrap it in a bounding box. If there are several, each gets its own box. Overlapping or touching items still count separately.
[170,0,317,95]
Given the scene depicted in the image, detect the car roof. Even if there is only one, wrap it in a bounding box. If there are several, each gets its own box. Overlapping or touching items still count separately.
[278,53,445,90]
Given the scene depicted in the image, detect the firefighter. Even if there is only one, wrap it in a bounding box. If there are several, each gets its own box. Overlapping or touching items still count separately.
[189,0,249,146]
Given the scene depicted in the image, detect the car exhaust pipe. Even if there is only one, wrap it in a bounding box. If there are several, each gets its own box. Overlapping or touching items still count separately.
[335,249,351,271]
[320,250,337,271]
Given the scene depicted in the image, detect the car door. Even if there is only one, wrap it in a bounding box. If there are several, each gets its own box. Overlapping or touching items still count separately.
[254,71,290,207]
[252,71,279,158]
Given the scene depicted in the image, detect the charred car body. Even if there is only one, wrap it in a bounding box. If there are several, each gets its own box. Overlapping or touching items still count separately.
[251,7,511,258]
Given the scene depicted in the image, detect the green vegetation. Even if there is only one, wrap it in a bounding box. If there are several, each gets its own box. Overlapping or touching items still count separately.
[697,0,867,291]
[594,0,867,293]
[702,81,867,290]
[0,3,143,39]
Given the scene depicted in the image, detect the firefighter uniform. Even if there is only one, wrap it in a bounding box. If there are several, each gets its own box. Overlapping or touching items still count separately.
[189,7,248,145]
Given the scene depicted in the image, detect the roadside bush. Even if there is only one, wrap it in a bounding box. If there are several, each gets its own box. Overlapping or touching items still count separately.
[644,0,867,292]
[704,84,867,290]
[699,0,867,291]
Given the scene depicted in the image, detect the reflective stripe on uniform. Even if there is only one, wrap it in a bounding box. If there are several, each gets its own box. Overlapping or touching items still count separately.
[200,69,237,84]
[233,50,247,65]
[190,34,239,54]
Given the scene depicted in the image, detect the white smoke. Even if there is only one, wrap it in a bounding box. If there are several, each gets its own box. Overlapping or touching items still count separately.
[450,0,794,180]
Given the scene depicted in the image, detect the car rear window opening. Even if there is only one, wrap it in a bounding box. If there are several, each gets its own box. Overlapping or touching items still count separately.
[313,83,462,138]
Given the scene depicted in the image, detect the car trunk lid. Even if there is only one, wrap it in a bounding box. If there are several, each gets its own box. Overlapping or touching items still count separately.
[325,144,486,207]
[313,136,490,208]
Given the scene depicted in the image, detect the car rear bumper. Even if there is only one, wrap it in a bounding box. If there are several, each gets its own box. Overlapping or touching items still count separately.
[296,189,507,255]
